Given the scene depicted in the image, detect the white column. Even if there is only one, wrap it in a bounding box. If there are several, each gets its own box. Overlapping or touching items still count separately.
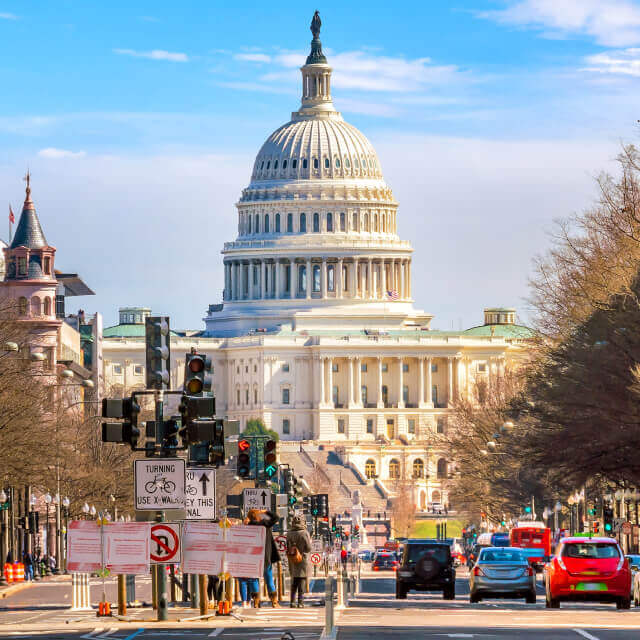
[361,261,367,299]
[399,259,405,300]
[377,356,384,408]
[248,262,254,299]
[327,357,333,406]
[319,357,326,407]
[337,258,344,298]
[356,357,362,405]
[407,259,412,299]
[381,260,387,297]
[418,356,426,408]
[275,261,281,298]
[447,357,454,406]
[397,356,404,408]
[352,260,359,298]
[367,258,373,300]
[262,261,268,299]
[348,357,355,408]
[321,258,327,299]
[427,357,433,405]
[306,259,312,299]
[292,260,298,298]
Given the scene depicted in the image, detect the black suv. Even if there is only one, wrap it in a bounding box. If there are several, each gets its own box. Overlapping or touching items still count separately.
[396,539,456,599]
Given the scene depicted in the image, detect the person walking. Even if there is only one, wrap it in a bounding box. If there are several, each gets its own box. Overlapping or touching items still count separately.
[237,576,260,609]
[245,508,281,608]
[286,515,311,608]
[23,551,34,581]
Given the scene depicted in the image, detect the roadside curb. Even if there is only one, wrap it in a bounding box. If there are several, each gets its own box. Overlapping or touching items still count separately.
[0,581,32,598]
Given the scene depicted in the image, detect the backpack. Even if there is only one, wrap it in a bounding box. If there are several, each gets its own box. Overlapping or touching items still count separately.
[287,543,303,564]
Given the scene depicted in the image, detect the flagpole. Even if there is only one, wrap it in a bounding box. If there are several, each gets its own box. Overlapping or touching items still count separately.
[8,204,11,244]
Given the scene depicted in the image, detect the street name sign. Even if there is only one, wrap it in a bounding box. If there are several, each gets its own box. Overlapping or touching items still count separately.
[243,488,272,513]
[134,459,185,511]
[185,467,216,520]
[150,522,181,564]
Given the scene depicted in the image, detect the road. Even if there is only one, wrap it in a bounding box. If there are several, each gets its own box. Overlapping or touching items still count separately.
[0,568,639,638]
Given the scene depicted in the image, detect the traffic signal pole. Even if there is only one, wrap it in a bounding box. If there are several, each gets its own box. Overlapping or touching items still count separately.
[155,389,169,622]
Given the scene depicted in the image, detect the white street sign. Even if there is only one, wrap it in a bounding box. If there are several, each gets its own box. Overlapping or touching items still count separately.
[243,488,272,513]
[185,467,216,520]
[134,459,185,511]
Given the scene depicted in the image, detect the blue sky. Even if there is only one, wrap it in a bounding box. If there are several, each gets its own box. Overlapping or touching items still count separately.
[0,0,638,329]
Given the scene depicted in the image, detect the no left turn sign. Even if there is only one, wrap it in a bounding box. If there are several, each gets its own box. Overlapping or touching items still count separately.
[274,535,287,554]
[310,552,322,565]
[150,523,181,564]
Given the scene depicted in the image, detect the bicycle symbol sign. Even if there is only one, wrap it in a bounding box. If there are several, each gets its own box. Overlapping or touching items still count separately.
[134,459,186,511]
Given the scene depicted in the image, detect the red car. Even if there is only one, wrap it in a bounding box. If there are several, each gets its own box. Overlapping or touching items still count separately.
[544,537,631,609]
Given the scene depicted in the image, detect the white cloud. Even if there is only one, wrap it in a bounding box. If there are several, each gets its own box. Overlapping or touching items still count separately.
[37,148,86,159]
[113,48,188,62]
[0,12,16,19]
[234,53,271,63]
[583,47,640,76]
[479,0,640,47]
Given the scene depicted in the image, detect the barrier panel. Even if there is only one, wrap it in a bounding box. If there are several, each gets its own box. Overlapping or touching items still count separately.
[13,563,24,582]
[3,563,13,584]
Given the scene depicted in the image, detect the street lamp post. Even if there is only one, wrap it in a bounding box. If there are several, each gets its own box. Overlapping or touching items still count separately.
[554,501,562,534]
[568,495,576,535]
[62,497,70,573]
[0,489,8,585]
[29,493,39,581]
[43,493,52,575]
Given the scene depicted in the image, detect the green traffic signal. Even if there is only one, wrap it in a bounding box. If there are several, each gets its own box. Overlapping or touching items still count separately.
[524,506,532,513]
[288,495,297,506]
[604,523,612,531]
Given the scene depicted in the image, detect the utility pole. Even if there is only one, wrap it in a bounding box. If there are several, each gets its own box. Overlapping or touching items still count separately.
[155,388,168,622]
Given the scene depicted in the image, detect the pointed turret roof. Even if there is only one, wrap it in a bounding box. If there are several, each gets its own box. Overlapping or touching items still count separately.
[10,171,48,249]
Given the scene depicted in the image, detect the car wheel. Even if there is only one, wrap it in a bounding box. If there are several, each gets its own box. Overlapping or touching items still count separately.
[443,586,455,600]
[617,596,631,610]
[525,590,536,604]
[469,592,480,603]
[395,584,407,600]
[545,585,559,608]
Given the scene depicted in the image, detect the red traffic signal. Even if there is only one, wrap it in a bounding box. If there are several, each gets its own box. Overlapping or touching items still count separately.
[188,357,205,373]
[238,438,251,452]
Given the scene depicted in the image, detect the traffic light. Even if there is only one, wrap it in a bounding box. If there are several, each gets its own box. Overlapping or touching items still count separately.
[264,439,278,478]
[161,417,180,453]
[353,524,360,540]
[588,506,597,517]
[184,352,212,397]
[237,438,252,478]
[310,495,319,517]
[284,469,298,506]
[101,396,141,450]
[603,505,614,533]
[524,506,532,514]
[302,496,311,514]
[331,516,337,532]
[145,317,171,389]
[592,520,600,534]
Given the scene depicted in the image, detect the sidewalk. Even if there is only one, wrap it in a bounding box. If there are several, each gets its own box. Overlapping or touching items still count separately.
[0,572,70,598]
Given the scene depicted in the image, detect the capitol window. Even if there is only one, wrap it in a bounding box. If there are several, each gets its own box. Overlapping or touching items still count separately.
[287,213,293,232]
[274,160,278,170]
[313,213,320,232]
[266,161,270,170]
[382,363,388,372]
[283,418,290,434]
[437,418,447,434]
[342,265,348,290]
[327,212,333,232]
[282,388,290,404]
[285,265,291,292]
[413,458,424,477]
[361,363,367,372]
[327,265,335,291]
[302,158,307,169]
[264,214,269,233]
[300,213,306,232]
[365,459,376,478]
[355,157,360,169]
[134,365,143,375]
[389,459,400,480]
[260,161,264,170]
[18,257,26,276]
[324,157,330,169]
[352,212,358,231]
[337,419,345,434]
[431,363,438,373]
[292,159,297,169]
[282,363,290,372]
[437,459,448,480]
[254,388,258,404]
[245,389,249,404]
[312,265,321,292]
[403,385,409,404]
[248,216,252,233]
[345,157,350,168]
[332,363,339,372]
[366,419,374,434]
[299,265,307,292]
[361,386,368,405]
[313,158,319,169]
[408,419,416,434]
[113,364,122,375]
[340,212,345,231]
[283,159,287,169]
[402,363,409,372]
[275,213,281,232]
[335,157,341,168]
[255,214,259,232]
[478,363,486,372]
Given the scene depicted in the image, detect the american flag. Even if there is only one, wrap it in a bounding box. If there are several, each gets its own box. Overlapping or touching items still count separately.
[386,290,399,301]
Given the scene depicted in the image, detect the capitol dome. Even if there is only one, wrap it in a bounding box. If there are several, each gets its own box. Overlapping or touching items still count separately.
[204,12,430,337]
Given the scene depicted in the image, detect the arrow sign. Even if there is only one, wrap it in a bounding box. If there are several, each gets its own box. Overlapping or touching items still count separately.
[261,491,268,506]
[199,473,209,497]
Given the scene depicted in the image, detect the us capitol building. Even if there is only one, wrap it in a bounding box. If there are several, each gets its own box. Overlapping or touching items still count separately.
[102,15,532,512]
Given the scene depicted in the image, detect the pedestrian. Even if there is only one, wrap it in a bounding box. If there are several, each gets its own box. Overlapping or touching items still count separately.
[48,554,56,574]
[207,574,220,608]
[5,550,13,565]
[286,514,311,608]
[237,576,260,609]
[23,551,34,581]
[245,508,281,608]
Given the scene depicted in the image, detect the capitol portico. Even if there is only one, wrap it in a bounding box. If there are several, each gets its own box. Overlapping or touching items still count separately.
[101,14,533,511]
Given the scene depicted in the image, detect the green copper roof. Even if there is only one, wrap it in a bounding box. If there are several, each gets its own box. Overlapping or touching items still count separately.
[103,324,179,338]
[463,324,535,339]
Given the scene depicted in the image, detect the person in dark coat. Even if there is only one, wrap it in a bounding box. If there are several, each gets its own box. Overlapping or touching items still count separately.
[286,515,312,608]
[246,508,281,607]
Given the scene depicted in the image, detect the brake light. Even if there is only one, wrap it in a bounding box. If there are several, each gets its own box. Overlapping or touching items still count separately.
[473,566,485,577]
[373,566,379,571]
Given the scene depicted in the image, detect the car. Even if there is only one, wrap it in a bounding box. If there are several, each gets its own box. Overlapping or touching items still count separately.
[372,551,398,571]
[544,537,631,609]
[469,547,536,604]
[467,543,486,568]
[395,539,456,600]
[358,549,374,563]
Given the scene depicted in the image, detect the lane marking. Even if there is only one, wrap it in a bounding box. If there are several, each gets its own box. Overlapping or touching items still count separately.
[208,631,223,637]
[122,630,145,640]
[574,631,600,640]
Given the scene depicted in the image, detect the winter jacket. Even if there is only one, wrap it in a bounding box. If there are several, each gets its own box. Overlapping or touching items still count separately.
[286,516,312,578]
[247,509,281,567]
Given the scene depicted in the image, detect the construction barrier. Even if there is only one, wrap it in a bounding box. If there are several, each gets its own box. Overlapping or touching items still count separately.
[3,563,13,584]
[70,573,93,611]
[13,563,24,582]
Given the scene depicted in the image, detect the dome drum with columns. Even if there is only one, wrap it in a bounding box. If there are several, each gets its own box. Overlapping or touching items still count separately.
[205,18,428,337]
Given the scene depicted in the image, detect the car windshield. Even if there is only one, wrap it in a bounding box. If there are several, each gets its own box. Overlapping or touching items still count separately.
[406,545,449,564]
[375,553,395,561]
[479,548,526,563]
[562,543,619,559]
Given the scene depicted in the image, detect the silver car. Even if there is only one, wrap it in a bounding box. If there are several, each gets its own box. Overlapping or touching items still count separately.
[469,547,537,603]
